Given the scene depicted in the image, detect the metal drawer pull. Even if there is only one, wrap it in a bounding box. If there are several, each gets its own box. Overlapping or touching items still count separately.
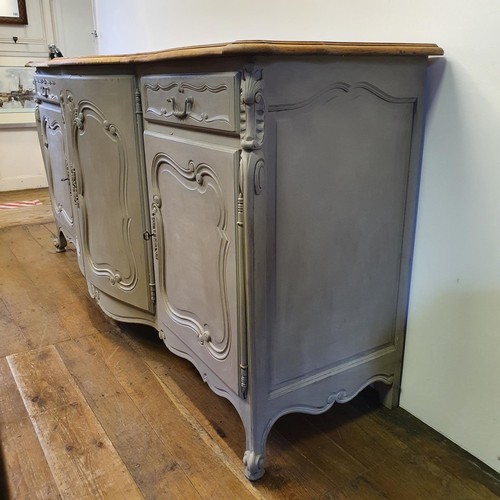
[167,96,193,118]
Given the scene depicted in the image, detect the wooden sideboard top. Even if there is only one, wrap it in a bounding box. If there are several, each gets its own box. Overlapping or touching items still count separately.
[28,40,444,68]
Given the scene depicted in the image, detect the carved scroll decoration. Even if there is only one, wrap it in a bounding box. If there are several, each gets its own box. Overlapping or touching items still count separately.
[70,98,138,293]
[41,116,60,148]
[89,283,100,303]
[152,153,232,361]
[269,81,416,113]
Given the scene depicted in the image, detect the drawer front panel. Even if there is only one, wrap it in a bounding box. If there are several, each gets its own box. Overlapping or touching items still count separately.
[34,75,65,104]
[142,73,239,133]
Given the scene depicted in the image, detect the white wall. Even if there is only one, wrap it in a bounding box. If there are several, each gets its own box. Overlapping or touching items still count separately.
[0,127,46,191]
[94,0,500,472]
[0,0,55,58]
[0,0,96,192]
[50,0,97,58]
[0,0,55,192]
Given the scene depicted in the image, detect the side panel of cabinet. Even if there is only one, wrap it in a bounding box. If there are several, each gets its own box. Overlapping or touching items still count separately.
[144,131,240,394]
[37,102,82,260]
[264,69,419,391]
[64,75,153,312]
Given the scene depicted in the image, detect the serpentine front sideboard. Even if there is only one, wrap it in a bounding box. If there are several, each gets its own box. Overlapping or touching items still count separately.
[31,40,443,480]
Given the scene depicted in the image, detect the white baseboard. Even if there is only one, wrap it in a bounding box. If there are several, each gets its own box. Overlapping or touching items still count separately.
[0,174,48,192]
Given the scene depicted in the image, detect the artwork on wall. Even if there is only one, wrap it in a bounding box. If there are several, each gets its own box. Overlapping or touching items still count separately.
[0,64,36,127]
[0,0,28,25]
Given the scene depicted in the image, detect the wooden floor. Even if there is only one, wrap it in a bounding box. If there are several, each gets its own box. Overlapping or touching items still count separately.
[0,190,499,499]
[0,188,53,229]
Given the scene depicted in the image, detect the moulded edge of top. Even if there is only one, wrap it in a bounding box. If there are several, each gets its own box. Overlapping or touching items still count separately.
[27,40,444,68]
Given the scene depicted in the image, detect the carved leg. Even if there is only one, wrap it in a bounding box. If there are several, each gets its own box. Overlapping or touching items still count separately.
[53,231,67,252]
[243,419,267,480]
[375,379,401,409]
[243,450,265,481]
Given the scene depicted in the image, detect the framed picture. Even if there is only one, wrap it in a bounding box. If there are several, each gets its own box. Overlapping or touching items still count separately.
[0,64,36,127]
[0,0,28,25]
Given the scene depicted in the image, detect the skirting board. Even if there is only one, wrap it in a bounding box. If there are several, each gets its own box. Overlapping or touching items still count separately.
[0,174,48,192]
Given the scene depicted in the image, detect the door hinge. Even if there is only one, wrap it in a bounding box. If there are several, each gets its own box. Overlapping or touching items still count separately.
[240,364,248,399]
[150,196,161,260]
[237,193,244,227]
[135,88,143,115]
[149,283,156,305]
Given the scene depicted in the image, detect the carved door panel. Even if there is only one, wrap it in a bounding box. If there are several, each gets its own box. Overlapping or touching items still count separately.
[66,76,153,312]
[144,132,240,394]
[37,102,80,253]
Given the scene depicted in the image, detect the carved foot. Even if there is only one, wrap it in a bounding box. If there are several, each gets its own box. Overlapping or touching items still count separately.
[374,379,400,409]
[53,232,67,252]
[243,450,265,481]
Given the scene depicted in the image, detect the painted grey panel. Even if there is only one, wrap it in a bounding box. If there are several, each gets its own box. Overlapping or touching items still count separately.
[38,103,74,229]
[270,82,416,388]
[144,131,240,394]
[65,75,152,312]
[37,101,83,261]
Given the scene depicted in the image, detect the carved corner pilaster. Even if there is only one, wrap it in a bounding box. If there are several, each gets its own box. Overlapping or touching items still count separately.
[236,149,264,400]
[240,66,265,151]
[237,67,266,401]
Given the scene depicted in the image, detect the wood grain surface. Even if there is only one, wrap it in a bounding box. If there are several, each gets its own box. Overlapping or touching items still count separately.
[28,40,444,68]
[0,195,497,499]
[0,189,53,230]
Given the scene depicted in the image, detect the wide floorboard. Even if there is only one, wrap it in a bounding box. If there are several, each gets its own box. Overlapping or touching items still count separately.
[0,190,499,499]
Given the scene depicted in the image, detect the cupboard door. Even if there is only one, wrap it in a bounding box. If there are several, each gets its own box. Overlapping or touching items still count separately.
[38,102,80,250]
[145,132,240,394]
[66,76,153,312]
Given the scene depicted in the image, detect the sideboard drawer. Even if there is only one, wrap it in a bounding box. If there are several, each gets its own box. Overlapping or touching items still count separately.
[34,75,65,104]
[141,73,239,133]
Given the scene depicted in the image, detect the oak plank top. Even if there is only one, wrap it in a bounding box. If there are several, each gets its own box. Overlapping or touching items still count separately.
[28,40,444,68]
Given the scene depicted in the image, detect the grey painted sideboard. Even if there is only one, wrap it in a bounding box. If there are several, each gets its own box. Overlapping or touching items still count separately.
[31,41,443,480]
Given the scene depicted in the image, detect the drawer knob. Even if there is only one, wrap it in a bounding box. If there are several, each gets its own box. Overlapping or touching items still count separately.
[167,96,193,119]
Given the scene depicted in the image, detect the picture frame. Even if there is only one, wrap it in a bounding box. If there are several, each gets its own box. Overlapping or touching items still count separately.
[0,62,36,128]
[0,0,28,25]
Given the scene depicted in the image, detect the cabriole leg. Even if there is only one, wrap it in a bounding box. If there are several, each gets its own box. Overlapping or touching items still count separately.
[375,377,401,409]
[243,450,265,481]
[243,418,268,480]
[54,231,67,252]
